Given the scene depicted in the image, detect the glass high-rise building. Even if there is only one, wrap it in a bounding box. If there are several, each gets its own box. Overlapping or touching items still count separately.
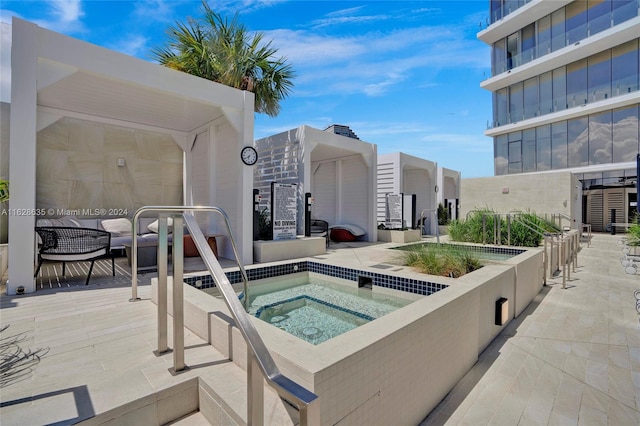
[479,0,640,230]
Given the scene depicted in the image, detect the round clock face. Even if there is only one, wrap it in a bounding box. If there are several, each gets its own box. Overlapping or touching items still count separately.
[241,146,258,166]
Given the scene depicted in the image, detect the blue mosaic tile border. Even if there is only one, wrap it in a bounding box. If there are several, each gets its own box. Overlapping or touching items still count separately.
[306,261,447,296]
[185,261,308,289]
[185,260,448,297]
[254,294,375,322]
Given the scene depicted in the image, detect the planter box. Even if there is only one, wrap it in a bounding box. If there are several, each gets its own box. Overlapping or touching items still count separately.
[377,229,421,243]
[253,236,326,263]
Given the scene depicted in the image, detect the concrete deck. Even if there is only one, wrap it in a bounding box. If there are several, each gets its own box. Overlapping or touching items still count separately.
[0,234,639,425]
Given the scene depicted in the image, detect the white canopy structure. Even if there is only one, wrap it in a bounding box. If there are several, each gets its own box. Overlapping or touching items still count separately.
[254,125,378,241]
[8,18,255,294]
[377,152,438,231]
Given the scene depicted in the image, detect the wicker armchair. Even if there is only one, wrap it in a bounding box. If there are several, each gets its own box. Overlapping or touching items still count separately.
[34,226,113,285]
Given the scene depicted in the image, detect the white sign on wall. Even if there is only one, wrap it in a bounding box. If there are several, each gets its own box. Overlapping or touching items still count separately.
[385,193,403,229]
[271,182,297,240]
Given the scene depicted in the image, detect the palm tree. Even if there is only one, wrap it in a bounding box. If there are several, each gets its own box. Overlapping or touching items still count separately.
[151,2,295,117]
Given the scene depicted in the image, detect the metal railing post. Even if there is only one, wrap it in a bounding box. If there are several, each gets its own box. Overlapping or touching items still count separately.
[482,215,486,245]
[543,237,547,285]
[157,215,169,354]
[573,233,580,272]
[567,236,571,281]
[130,221,140,302]
[300,398,321,426]
[130,206,319,423]
[248,352,264,425]
[549,236,560,277]
[562,237,566,289]
[172,216,185,372]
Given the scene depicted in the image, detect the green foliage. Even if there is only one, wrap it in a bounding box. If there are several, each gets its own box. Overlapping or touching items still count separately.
[507,212,558,247]
[258,208,272,240]
[448,208,556,247]
[628,214,640,246]
[151,0,295,117]
[447,208,496,244]
[402,245,483,278]
[0,180,8,203]
[437,203,449,225]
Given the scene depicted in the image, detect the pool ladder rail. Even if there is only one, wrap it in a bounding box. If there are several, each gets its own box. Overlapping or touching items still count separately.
[130,206,320,425]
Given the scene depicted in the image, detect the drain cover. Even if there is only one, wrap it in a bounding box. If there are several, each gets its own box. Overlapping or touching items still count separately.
[270,315,286,323]
[301,327,322,338]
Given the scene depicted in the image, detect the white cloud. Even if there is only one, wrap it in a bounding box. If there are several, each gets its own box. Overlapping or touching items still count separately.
[133,0,179,23]
[1,0,85,34]
[264,21,487,99]
[108,35,149,58]
[310,13,390,29]
[419,133,492,154]
[34,0,85,33]
[51,0,83,24]
[207,0,279,15]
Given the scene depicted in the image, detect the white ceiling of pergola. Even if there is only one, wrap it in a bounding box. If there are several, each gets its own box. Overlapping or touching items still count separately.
[36,59,230,135]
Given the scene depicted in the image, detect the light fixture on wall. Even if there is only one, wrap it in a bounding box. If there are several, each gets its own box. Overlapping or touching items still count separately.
[117,158,126,167]
[495,297,508,326]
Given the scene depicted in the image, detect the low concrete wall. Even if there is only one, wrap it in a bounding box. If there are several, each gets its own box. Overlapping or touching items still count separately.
[153,248,543,425]
[377,229,421,243]
[253,237,325,263]
[512,249,545,317]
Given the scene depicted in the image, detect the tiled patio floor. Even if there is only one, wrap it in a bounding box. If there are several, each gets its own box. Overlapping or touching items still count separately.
[420,233,640,425]
[0,233,639,425]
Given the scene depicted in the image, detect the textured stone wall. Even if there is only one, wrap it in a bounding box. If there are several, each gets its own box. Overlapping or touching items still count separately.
[36,116,183,217]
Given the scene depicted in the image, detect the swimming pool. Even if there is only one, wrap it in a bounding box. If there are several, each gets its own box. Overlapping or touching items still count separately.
[244,276,413,344]
[189,260,446,344]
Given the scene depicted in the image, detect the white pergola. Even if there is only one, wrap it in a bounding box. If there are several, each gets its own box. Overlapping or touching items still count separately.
[8,18,255,294]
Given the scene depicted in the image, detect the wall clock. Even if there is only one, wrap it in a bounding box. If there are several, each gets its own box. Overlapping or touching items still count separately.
[241,146,258,166]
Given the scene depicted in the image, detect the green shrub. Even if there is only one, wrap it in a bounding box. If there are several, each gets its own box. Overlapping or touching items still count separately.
[258,208,272,240]
[437,203,449,226]
[448,208,499,244]
[402,245,483,278]
[628,215,640,246]
[449,209,556,247]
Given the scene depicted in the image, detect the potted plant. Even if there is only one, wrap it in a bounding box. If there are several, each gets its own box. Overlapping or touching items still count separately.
[437,203,449,235]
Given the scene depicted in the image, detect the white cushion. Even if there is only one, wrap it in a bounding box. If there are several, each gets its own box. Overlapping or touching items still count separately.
[147,217,174,234]
[329,224,366,236]
[42,248,109,261]
[38,216,81,227]
[101,218,132,236]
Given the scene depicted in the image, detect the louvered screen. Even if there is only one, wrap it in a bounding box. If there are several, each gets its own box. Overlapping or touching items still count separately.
[376,162,394,224]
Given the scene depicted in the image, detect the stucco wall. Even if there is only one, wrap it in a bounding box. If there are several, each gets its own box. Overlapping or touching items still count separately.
[460,171,581,227]
[35,116,183,217]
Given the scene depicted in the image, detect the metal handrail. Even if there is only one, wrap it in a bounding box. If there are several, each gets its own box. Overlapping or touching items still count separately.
[418,208,439,242]
[130,206,249,308]
[551,212,573,232]
[129,206,319,424]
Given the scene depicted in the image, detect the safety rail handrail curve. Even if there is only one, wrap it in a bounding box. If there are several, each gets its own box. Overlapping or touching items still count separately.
[130,206,319,425]
[509,212,561,240]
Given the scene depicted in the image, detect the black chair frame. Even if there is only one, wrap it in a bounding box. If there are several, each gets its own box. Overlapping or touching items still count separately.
[34,226,114,285]
[310,219,330,247]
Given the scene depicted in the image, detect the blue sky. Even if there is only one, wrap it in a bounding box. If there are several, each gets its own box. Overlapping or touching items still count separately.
[1,0,494,177]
